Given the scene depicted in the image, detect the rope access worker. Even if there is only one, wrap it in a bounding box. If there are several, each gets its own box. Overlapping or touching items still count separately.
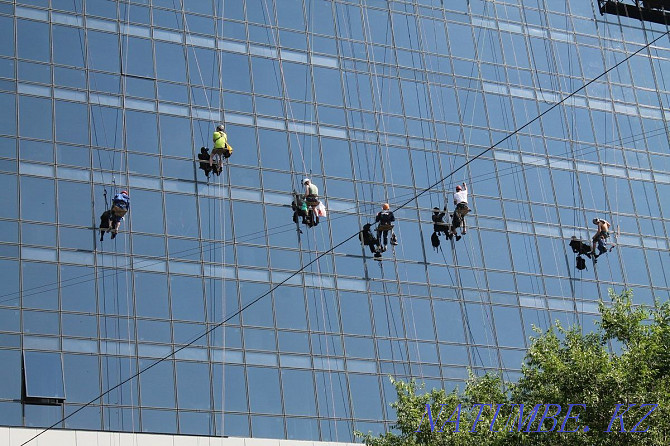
[359,223,382,260]
[109,190,130,239]
[303,178,320,226]
[210,124,231,174]
[303,178,319,203]
[198,147,212,179]
[451,182,469,239]
[591,217,613,258]
[375,203,398,251]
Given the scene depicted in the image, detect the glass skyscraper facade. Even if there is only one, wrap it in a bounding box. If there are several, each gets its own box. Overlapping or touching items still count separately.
[0,0,669,443]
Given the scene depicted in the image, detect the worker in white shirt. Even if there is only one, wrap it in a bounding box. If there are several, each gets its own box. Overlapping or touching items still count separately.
[450,182,469,239]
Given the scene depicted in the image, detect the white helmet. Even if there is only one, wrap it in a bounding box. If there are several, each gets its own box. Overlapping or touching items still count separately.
[302,178,310,185]
[216,124,225,132]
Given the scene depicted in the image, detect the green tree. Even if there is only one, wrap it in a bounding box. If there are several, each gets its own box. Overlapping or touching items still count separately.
[358,290,669,445]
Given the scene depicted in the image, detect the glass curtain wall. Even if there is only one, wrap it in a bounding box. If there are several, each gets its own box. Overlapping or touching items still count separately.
[0,0,668,441]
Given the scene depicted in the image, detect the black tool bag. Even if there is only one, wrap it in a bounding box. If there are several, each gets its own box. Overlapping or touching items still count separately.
[431,232,440,251]
[576,255,586,271]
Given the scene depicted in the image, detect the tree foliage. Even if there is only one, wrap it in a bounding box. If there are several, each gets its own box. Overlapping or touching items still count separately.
[358,290,669,445]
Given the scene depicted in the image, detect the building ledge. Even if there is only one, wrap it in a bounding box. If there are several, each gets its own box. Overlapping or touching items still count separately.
[0,426,359,446]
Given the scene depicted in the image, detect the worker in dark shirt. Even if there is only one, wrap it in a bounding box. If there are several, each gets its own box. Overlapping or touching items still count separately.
[375,203,398,251]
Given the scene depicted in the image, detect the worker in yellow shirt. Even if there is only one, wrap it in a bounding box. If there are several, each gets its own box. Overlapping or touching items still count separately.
[209,124,232,174]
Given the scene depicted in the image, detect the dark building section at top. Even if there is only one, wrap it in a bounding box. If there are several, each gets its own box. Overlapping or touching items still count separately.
[598,0,670,25]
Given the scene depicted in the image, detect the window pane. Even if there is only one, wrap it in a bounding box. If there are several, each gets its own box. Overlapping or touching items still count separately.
[258,129,289,170]
[21,176,56,223]
[24,351,65,399]
[165,193,199,237]
[26,223,55,257]
[170,275,205,321]
[251,414,284,439]
[130,189,164,234]
[213,364,247,412]
[0,16,14,57]
[101,356,139,407]
[159,115,191,157]
[176,361,210,410]
[135,272,169,318]
[20,96,52,140]
[247,367,281,414]
[281,369,316,416]
[286,417,318,440]
[57,181,92,226]
[340,292,371,335]
[61,265,95,313]
[155,42,186,82]
[22,261,58,310]
[17,19,50,62]
[63,354,99,402]
[492,306,525,348]
[274,287,307,330]
[141,408,177,433]
[55,101,89,145]
[221,52,251,92]
[313,67,343,106]
[53,26,85,67]
[251,57,281,97]
[348,374,382,420]
[125,37,154,78]
[0,259,19,307]
[24,310,59,335]
[87,31,120,72]
[178,410,212,435]
[126,111,157,153]
[0,350,21,399]
[433,300,465,343]
[24,404,62,428]
[139,359,175,408]
[0,93,17,135]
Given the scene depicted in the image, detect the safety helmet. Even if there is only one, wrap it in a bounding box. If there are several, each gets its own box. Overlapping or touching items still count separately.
[382,203,390,210]
[433,207,440,212]
[216,124,225,131]
[120,190,128,196]
[456,185,462,191]
[302,178,310,185]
